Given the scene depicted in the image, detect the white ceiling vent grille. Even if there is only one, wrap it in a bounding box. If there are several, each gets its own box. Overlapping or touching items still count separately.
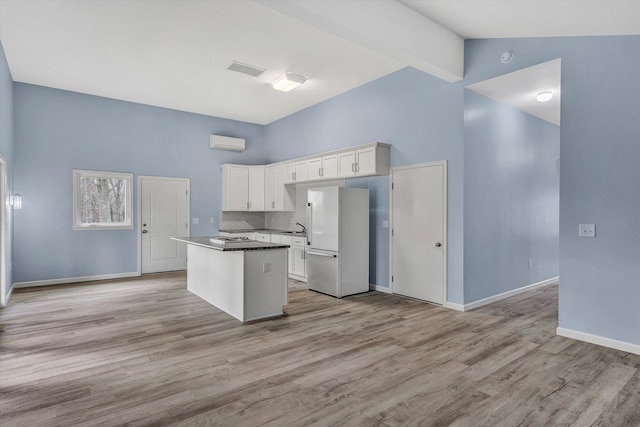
[227,61,266,78]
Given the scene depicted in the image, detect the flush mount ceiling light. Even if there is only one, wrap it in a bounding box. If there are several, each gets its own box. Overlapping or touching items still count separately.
[536,91,554,102]
[271,73,308,92]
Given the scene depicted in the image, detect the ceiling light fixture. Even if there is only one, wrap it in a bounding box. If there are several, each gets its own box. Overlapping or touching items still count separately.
[271,73,307,92]
[536,91,553,102]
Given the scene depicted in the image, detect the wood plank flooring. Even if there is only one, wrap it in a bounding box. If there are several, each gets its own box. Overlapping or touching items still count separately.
[1,273,639,426]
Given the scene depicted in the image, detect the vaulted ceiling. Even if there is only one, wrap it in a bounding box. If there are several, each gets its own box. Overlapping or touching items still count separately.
[0,0,637,124]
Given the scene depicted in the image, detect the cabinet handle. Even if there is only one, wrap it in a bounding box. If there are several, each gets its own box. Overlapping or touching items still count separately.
[247,201,251,209]
[352,163,355,172]
[355,162,359,173]
[293,171,296,181]
[318,168,322,177]
[271,201,275,208]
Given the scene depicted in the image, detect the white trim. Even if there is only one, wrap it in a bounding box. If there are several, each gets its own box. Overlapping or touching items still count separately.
[13,272,140,289]
[443,301,464,311]
[389,160,448,303]
[450,276,558,312]
[137,176,191,275]
[5,283,14,304]
[557,327,640,356]
[370,284,391,294]
[73,169,134,230]
[0,155,6,307]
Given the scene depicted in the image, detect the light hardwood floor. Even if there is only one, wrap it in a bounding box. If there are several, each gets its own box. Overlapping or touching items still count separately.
[1,273,639,426]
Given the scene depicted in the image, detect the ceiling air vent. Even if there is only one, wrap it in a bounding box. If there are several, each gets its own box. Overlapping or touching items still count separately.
[227,61,266,78]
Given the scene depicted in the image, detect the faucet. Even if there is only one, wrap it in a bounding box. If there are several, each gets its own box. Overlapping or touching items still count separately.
[295,222,306,233]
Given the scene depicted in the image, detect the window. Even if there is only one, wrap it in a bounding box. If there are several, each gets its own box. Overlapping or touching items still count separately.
[73,170,133,230]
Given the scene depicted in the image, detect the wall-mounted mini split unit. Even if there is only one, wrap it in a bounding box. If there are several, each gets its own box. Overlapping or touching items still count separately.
[209,135,245,152]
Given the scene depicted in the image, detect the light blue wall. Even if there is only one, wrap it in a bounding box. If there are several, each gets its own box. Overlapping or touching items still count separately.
[0,39,14,298]
[463,90,559,303]
[264,67,465,303]
[13,84,265,283]
[465,36,640,345]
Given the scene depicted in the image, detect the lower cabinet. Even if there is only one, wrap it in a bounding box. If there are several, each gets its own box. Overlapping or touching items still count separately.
[290,236,307,282]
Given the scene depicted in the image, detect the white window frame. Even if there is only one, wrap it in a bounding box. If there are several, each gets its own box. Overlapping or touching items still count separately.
[73,169,134,231]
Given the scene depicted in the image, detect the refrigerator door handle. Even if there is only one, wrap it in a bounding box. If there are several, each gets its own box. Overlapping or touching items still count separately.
[306,202,312,246]
[307,251,337,258]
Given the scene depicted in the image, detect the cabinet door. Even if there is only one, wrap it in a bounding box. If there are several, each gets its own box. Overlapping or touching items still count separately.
[293,246,306,277]
[264,167,276,211]
[337,151,356,178]
[355,146,376,176]
[273,165,295,211]
[322,154,338,179]
[284,163,296,184]
[248,167,265,211]
[222,165,249,211]
[295,160,309,183]
[307,157,323,181]
[288,247,294,274]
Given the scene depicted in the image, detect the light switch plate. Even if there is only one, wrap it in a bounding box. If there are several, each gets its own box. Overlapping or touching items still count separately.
[579,224,595,237]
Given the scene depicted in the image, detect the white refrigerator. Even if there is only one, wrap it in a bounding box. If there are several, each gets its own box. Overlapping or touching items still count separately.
[306,186,369,298]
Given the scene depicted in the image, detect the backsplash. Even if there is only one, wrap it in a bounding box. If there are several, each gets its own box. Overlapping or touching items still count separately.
[218,211,265,231]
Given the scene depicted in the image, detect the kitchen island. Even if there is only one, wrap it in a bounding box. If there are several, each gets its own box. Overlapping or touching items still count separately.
[172,237,289,322]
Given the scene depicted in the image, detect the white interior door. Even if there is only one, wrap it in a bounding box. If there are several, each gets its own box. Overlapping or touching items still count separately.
[140,176,189,274]
[391,161,446,304]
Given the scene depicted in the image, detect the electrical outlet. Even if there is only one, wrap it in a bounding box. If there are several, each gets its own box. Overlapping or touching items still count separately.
[528,259,532,269]
[579,224,595,237]
[263,262,271,273]
[382,220,389,229]
[210,217,215,224]
[192,218,199,225]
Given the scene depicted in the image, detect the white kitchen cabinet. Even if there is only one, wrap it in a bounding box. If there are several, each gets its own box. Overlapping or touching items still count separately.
[221,165,249,211]
[322,154,338,179]
[248,166,265,211]
[291,236,307,281]
[222,165,264,211]
[337,144,389,178]
[295,160,309,183]
[265,165,295,211]
[307,157,323,181]
[284,163,296,184]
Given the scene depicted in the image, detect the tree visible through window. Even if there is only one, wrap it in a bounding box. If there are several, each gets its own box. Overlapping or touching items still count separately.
[73,170,133,230]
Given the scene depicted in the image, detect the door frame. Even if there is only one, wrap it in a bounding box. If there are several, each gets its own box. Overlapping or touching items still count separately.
[0,156,6,306]
[137,175,191,275]
[389,160,448,304]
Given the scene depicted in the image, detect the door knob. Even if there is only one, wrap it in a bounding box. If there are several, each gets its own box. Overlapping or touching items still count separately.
[142,230,148,234]
[435,242,441,247]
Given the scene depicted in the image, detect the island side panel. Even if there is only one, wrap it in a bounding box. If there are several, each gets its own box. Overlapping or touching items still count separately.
[187,244,244,321]
[243,249,288,322]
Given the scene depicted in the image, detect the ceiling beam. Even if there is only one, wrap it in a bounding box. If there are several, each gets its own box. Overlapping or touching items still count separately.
[254,0,464,83]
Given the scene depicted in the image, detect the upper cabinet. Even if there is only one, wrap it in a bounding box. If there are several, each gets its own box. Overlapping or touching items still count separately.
[222,165,264,211]
[265,165,295,211]
[222,142,390,211]
[337,144,389,178]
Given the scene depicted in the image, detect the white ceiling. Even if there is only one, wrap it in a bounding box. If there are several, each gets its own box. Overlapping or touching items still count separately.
[0,0,638,125]
[466,59,561,125]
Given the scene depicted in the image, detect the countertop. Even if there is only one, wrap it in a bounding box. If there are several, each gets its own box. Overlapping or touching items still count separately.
[220,229,306,237]
[172,236,290,252]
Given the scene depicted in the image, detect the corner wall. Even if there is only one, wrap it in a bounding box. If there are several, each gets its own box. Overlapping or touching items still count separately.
[465,36,640,346]
[463,90,559,303]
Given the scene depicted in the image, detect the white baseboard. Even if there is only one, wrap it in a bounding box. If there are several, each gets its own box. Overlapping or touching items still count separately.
[557,327,640,356]
[370,284,392,294]
[443,276,558,312]
[1,284,15,307]
[443,301,465,311]
[13,272,140,289]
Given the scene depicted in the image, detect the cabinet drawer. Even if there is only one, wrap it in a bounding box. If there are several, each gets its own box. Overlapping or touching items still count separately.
[256,233,271,242]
